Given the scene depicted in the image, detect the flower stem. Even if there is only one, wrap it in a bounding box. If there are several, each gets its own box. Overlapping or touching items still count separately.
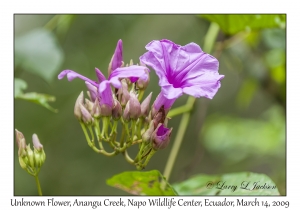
[161,109,191,189]
[34,175,43,196]
[203,22,220,53]
[167,100,194,118]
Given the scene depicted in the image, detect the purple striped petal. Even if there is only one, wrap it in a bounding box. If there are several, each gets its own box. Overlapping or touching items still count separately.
[95,68,106,82]
[58,70,98,87]
[111,39,123,71]
[108,65,149,89]
[140,39,224,110]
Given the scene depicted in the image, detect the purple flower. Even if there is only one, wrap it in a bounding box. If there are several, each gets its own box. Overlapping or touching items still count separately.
[140,39,224,111]
[58,66,149,113]
[108,39,123,75]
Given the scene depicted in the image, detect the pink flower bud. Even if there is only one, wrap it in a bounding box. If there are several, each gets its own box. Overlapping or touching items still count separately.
[79,103,93,124]
[151,123,172,150]
[32,134,43,151]
[142,121,155,143]
[141,92,152,117]
[136,70,150,90]
[112,99,122,120]
[91,97,101,118]
[74,91,84,120]
[117,79,130,107]
[15,129,26,157]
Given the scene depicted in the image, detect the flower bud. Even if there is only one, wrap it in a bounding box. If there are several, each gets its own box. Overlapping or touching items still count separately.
[141,92,152,117]
[112,99,122,120]
[128,92,141,119]
[15,129,26,157]
[79,103,94,124]
[129,59,134,66]
[18,156,27,170]
[136,70,150,90]
[151,123,172,150]
[32,134,43,151]
[91,97,101,118]
[142,121,155,143]
[85,98,94,112]
[117,79,130,107]
[26,144,35,168]
[123,101,130,121]
[34,149,46,168]
[74,91,84,120]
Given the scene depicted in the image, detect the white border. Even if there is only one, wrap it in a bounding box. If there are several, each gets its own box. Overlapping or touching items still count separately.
[2,0,297,209]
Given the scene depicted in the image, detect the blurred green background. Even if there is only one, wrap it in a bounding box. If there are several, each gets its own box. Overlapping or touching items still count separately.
[14,14,286,195]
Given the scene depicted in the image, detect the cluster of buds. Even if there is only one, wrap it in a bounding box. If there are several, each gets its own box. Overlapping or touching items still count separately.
[15,129,46,176]
[58,40,172,169]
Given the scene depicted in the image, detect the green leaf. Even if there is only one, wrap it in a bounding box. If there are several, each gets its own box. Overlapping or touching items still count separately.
[106,170,178,195]
[201,15,286,35]
[15,28,64,82]
[14,78,28,96]
[14,78,58,113]
[173,172,280,195]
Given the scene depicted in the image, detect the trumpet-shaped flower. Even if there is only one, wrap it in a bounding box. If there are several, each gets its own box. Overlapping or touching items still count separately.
[140,39,224,111]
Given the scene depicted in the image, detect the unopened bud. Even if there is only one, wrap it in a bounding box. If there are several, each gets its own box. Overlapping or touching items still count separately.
[26,144,35,168]
[142,121,155,143]
[123,101,130,121]
[15,129,26,157]
[91,98,101,118]
[74,91,84,120]
[128,92,141,119]
[136,70,150,90]
[141,92,152,117]
[112,99,122,120]
[19,157,27,170]
[151,124,172,150]
[85,98,94,112]
[129,59,134,66]
[32,134,43,151]
[79,103,93,124]
[34,149,46,168]
[117,79,130,107]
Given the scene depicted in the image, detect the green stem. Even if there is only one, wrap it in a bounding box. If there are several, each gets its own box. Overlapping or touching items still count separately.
[162,111,191,188]
[167,97,195,118]
[161,22,219,188]
[123,150,135,165]
[138,90,145,101]
[80,122,93,147]
[34,175,42,196]
[203,22,220,53]
[44,15,60,31]
[120,126,126,147]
